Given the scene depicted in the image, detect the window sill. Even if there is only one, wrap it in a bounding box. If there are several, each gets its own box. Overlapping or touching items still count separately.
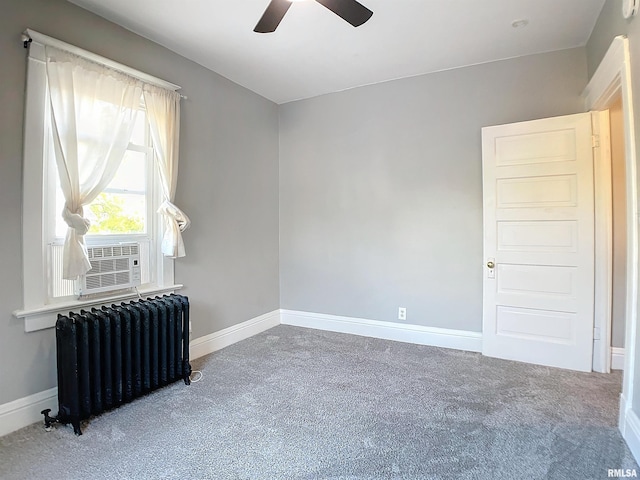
[13,284,183,332]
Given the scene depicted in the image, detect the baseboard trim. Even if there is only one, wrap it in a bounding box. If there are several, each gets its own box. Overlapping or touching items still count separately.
[0,309,281,438]
[280,309,482,352]
[622,402,640,466]
[620,393,628,436]
[612,347,626,371]
[0,387,57,438]
[189,309,280,360]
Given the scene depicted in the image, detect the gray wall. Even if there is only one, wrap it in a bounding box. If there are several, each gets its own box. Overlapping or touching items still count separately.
[0,0,280,405]
[586,0,630,78]
[279,48,589,332]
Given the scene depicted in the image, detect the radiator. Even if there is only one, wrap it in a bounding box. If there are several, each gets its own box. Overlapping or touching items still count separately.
[42,294,192,435]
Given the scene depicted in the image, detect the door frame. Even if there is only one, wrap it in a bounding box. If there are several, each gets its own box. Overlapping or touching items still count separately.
[582,35,638,436]
[591,109,613,374]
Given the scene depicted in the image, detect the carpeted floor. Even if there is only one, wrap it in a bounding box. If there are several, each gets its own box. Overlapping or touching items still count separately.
[0,325,637,479]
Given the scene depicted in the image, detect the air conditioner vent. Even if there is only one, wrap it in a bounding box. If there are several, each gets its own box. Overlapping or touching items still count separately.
[86,244,140,260]
[78,243,141,296]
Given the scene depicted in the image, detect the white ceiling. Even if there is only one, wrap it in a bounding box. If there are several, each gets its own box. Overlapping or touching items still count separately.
[67,0,606,104]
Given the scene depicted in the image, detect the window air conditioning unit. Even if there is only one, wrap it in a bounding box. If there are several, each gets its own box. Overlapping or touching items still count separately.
[77,243,141,297]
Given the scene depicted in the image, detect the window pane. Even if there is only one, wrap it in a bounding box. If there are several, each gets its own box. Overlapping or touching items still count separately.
[54,186,67,238]
[129,110,147,146]
[54,149,148,237]
[86,192,146,235]
[108,150,147,193]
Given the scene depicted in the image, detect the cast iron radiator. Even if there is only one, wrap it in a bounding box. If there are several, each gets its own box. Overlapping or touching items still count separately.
[41,294,192,435]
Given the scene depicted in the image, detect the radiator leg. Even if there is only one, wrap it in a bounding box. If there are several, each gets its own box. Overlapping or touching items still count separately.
[71,418,83,436]
[42,408,83,435]
[183,361,192,385]
[41,409,59,432]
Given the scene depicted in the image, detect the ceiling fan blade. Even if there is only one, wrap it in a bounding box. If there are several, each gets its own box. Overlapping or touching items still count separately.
[314,0,373,27]
[254,0,293,33]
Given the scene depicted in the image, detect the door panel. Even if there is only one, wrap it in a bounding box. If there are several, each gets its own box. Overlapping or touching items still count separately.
[495,307,575,344]
[496,264,576,297]
[495,129,577,166]
[496,175,577,208]
[482,113,594,372]
[497,220,578,252]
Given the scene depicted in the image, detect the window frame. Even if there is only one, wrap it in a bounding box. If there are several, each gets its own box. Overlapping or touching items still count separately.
[15,31,181,332]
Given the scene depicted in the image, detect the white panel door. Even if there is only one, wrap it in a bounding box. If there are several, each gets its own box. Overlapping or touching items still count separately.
[482,113,594,372]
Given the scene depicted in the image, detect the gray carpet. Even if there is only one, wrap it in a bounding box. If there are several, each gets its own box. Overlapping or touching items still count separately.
[1,325,637,480]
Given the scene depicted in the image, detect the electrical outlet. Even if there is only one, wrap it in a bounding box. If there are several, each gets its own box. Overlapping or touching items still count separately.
[398,307,406,321]
[189,321,193,333]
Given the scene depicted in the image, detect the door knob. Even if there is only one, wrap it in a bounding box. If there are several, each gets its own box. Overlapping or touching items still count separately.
[487,261,495,269]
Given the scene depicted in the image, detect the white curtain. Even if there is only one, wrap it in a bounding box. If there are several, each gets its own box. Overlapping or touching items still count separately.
[143,85,190,258]
[46,46,143,279]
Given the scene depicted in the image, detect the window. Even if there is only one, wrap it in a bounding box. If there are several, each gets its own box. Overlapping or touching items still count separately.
[45,102,156,300]
[16,30,188,330]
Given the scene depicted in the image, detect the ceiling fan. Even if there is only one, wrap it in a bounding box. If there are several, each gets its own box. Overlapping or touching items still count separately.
[254,0,373,33]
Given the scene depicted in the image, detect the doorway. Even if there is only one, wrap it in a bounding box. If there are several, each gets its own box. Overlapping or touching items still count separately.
[610,96,628,372]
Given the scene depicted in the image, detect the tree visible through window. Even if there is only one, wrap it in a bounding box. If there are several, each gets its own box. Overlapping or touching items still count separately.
[88,192,144,234]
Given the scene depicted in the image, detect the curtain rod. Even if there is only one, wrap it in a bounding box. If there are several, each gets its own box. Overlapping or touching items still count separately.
[22,29,187,99]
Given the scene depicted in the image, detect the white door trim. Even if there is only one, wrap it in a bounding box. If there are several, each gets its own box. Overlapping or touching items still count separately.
[592,110,613,373]
[583,35,638,438]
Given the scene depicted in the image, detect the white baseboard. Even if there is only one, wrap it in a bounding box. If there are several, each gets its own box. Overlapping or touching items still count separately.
[620,393,628,436]
[0,309,281,438]
[0,387,57,438]
[280,309,482,353]
[612,347,626,371]
[189,309,280,360]
[622,400,640,466]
